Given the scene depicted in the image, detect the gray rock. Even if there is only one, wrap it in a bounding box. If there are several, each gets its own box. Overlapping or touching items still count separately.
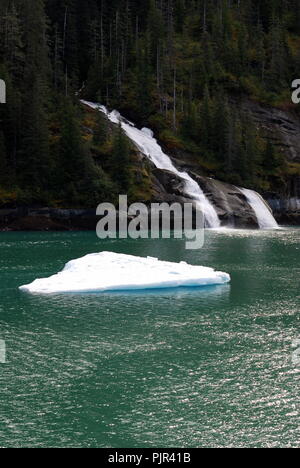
[188,174,259,228]
[149,168,259,228]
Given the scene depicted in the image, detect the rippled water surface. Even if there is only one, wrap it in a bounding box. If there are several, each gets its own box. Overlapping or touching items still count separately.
[0,229,299,447]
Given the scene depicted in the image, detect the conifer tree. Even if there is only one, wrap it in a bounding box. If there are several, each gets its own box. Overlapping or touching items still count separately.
[17,0,51,193]
[2,1,25,81]
[0,0,298,205]
[58,98,84,188]
[111,123,131,193]
[212,93,230,165]
[0,130,9,186]
[200,86,212,149]
[93,112,108,147]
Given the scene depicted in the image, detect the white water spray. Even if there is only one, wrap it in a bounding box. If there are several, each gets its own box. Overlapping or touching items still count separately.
[240,188,279,229]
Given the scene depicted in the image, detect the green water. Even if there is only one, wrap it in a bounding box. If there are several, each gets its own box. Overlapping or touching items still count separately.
[0,229,299,448]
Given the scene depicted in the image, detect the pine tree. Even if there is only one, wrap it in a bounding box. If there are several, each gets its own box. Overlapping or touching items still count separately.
[268,18,286,87]
[200,85,212,149]
[262,138,285,174]
[0,130,9,186]
[17,0,52,193]
[57,98,115,205]
[19,75,51,191]
[93,112,108,146]
[212,93,230,165]
[111,123,131,192]
[182,102,199,142]
[58,98,85,188]
[262,139,275,171]
[2,1,25,82]
[0,0,298,205]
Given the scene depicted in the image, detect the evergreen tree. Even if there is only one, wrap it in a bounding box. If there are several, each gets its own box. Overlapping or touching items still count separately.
[57,98,85,189]
[262,139,275,171]
[0,0,298,205]
[19,75,51,191]
[268,18,286,87]
[212,93,230,165]
[56,97,109,205]
[262,139,285,174]
[93,112,108,146]
[111,123,131,193]
[182,102,200,141]
[200,86,212,149]
[0,130,9,186]
[17,0,52,194]
[2,1,25,81]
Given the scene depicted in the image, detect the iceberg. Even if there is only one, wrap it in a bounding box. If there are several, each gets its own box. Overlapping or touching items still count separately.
[19,252,230,294]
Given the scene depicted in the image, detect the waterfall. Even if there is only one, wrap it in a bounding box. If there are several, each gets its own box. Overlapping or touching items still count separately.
[82,101,221,228]
[240,188,279,229]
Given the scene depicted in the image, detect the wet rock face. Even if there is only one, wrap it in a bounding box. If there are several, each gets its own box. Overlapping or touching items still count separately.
[237,98,300,165]
[266,197,300,225]
[166,98,300,225]
[238,98,300,215]
[150,168,191,206]
[150,168,260,228]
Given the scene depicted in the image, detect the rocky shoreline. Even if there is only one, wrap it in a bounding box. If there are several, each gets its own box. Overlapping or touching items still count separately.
[1,167,299,232]
[0,208,100,232]
[0,200,298,232]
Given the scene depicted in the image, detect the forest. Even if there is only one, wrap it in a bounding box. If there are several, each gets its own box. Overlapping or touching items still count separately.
[0,0,300,207]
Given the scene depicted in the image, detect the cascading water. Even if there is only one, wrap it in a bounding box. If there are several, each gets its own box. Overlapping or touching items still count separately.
[82,101,279,230]
[82,101,221,228]
[240,188,279,229]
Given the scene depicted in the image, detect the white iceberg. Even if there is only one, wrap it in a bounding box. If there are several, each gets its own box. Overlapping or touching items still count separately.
[19,252,230,294]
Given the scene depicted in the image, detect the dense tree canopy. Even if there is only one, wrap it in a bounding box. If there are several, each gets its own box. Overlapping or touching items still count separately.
[0,0,299,206]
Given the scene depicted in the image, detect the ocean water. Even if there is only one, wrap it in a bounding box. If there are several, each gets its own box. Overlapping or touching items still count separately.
[0,229,299,448]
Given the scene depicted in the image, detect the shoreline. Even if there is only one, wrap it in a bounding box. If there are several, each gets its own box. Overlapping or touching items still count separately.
[0,208,99,232]
[0,207,299,232]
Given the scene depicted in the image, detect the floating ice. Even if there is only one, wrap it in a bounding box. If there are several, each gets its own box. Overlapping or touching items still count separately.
[19,252,230,294]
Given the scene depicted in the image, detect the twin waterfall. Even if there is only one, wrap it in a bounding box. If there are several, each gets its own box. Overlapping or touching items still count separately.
[83,101,278,230]
[83,101,220,228]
